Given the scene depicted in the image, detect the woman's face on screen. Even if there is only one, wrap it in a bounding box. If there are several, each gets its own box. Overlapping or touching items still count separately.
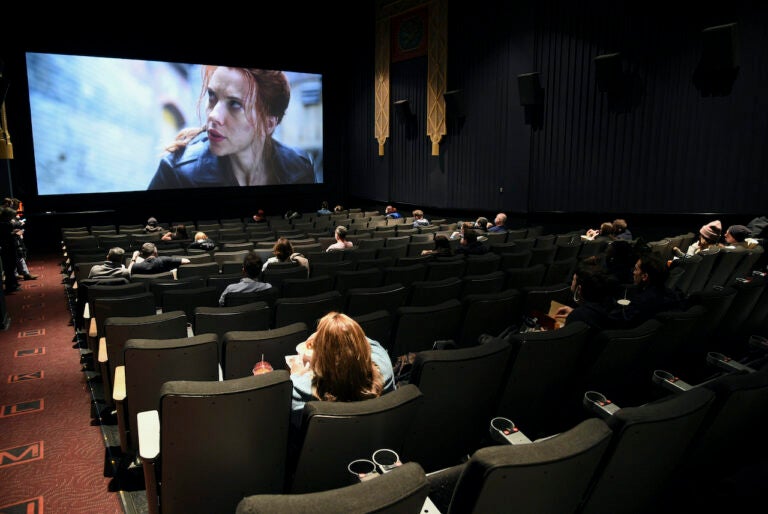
[205,67,274,158]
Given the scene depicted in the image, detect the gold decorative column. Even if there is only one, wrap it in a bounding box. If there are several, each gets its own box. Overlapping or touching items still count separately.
[426,0,447,156]
[375,17,391,156]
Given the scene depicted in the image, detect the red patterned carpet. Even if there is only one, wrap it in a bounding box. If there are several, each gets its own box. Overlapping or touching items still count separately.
[0,254,124,514]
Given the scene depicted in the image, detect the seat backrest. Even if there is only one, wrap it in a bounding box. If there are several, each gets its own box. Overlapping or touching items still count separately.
[149,276,206,309]
[101,310,189,407]
[685,248,721,294]
[424,259,467,281]
[93,292,156,339]
[403,338,515,472]
[463,253,501,275]
[703,248,746,290]
[392,299,464,357]
[289,384,424,493]
[222,322,309,379]
[333,268,383,294]
[273,290,344,329]
[344,283,409,317]
[382,263,427,287]
[579,386,716,514]
[224,287,280,308]
[236,461,429,514]
[458,288,525,346]
[460,270,506,298]
[161,286,219,320]
[505,263,546,289]
[176,261,220,280]
[152,373,293,514]
[351,310,393,352]
[520,283,572,314]
[280,275,334,298]
[193,301,271,360]
[582,318,663,404]
[497,321,594,438]
[407,277,463,307]
[445,418,613,514]
[672,253,702,296]
[122,334,220,453]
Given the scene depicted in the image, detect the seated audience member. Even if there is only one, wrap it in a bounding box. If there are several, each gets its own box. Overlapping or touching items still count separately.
[473,217,490,232]
[620,253,685,327]
[188,231,216,251]
[554,260,621,331]
[584,222,615,242]
[421,234,454,257]
[412,209,430,228]
[456,228,489,255]
[673,220,721,257]
[746,215,768,239]
[721,224,758,251]
[488,213,508,233]
[130,242,190,275]
[284,209,302,221]
[144,217,165,233]
[288,311,395,428]
[384,205,402,219]
[89,247,131,279]
[333,204,344,214]
[262,237,309,275]
[612,218,633,241]
[161,223,189,241]
[326,226,354,252]
[252,209,267,223]
[317,201,332,216]
[219,250,273,306]
[450,221,475,241]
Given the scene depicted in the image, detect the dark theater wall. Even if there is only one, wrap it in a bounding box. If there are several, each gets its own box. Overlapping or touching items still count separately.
[2,0,767,246]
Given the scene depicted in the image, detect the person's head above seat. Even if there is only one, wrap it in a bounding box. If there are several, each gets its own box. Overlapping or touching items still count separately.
[725,224,750,244]
[107,247,125,264]
[310,311,384,402]
[699,220,722,245]
[140,242,158,259]
[242,250,264,279]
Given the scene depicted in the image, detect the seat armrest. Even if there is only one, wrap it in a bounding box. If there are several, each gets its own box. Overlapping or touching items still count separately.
[490,417,533,444]
[113,366,128,453]
[138,410,160,460]
[652,369,694,393]
[98,337,108,364]
[138,410,161,514]
[113,366,126,402]
[88,317,97,339]
[583,391,621,418]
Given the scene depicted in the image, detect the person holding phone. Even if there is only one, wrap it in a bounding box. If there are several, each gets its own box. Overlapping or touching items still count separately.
[148,67,316,189]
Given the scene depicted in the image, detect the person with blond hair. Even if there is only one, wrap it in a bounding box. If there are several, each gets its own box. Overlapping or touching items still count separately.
[326,225,353,252]
[188,231,216,251]
[288,312,395,427]
[412,209,430,228]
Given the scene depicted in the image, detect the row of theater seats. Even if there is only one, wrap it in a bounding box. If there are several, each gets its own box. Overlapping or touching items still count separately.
[69,296,768,513]
[59,220,768,513]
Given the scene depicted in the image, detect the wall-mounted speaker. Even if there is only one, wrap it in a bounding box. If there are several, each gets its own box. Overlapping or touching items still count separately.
[443,89,466,118]
[693,22,739,96]
[517,72,544,106]
[393,99,413,121]
[594,53,622,93]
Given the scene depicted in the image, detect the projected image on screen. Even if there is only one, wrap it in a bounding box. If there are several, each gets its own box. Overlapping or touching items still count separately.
[26,53,323,195]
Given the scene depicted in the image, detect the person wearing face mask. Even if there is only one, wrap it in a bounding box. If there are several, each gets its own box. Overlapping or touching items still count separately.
[148,66,315,189]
